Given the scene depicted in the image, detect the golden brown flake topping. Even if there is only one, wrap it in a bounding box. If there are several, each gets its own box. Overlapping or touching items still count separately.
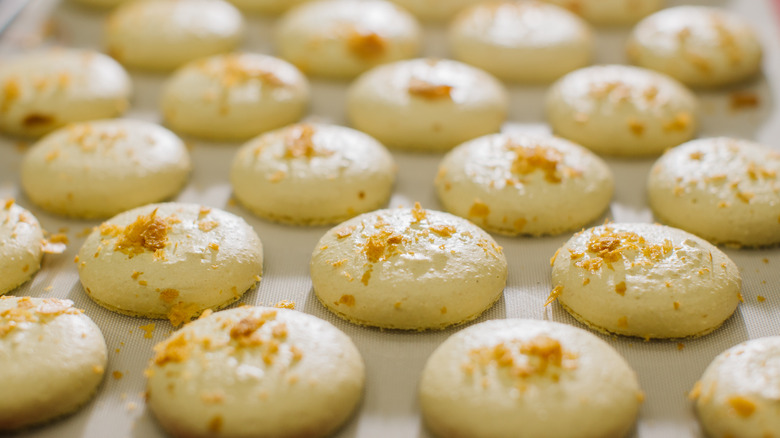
[544,285,563,306]
[346,30,386,58]
[167,302,201,327]
[282,124,332,159]
[728,396,756,417]
[411,202,427,223]
[3,199,14,210]
[153,333,190,366]
[364,229,403,263]
[408,77,452,100]
[114,209,171,256]
[508,142,571,183]
[663,112,692,132]
[469,200,490,218]
[430,224,456,238]
[218,56,286,88]
[615,281,627,296]
[465,335,577,383]
[198,220,219,232]
[274,300,295,309]
[576,228,676,273]
[0,298,81,337]
[159,289,180,304]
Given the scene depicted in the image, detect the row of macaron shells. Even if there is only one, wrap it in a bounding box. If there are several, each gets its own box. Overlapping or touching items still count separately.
[0,0,772,438]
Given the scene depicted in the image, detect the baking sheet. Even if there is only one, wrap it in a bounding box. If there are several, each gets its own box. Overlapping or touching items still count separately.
[1,0,780,437]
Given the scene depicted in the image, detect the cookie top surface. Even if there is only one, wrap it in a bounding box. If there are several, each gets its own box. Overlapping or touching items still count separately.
[78,202,263,325]
[648,137,780,247]
[146,306,365,438]
[347,58,508,151]
[231,123,396,225]
[162,53,310,141]
[0,296,107,431]
[545,64,698,156]
[692,336,780,438]
[310,204,507,330]
[224,0,310,14]
[106,0,245,71]
[540,0,663,26]
[435,132,613,236]
[627,6,762,88]
[277,0,421,78]
[0,48,131,138]
[449,1,593,82]
[0,200,44,295]
[550,222,741,339]
[21,119,192,219]
[420,319,642,438]
[387,0,484,21]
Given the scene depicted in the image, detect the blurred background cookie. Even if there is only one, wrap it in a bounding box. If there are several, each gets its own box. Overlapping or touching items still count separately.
[161,53,310,141]
[0,201,44,296]
[347,58,508,152]
[106,0,245,72]
[0,49,131,138]
[277,0,421,79]
[449,1,593,83]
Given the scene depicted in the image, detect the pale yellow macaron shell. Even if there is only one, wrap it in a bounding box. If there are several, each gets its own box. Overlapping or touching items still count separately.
[347,58,508,152]
[231,123,396,225]
[449,1,593,83]
[310,205,507,330]
[146,306,365,438]
[21,119,191,219]
[627,6,762,88]
[106,0,245,72]
[550,223,741,339]
[435,132,613,236]
[0,296,107,431]
[161,53,310,141]
[420,319,643,438]
[648,137,780,247]
[546,64,698,156]
[540,0,663,26]
[78,203,263,325]
[276,0,421,79]
[692,336,780,438]
[0,49,131,138]
[0,201,44,296]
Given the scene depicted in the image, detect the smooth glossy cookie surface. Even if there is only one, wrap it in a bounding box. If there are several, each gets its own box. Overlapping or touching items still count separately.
[311,204,507,330]
[550,223,741,339]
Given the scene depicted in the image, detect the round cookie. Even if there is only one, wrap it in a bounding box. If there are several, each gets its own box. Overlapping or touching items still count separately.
[231,123,396,225]
[435,133,613,236]
[420,319,643,438]
[78,202,264,326]
[0,48,131,138]
[276,0,422,79]
[627,6,762,88]
[691,337,780,438]
[161,53,310,141]
[545,65,698,156]
[0,296,107,431]
[0,200,44,296]
[70,0,132,8]
[549,223,741,339]
[106,0,245,72]
[310,204,508,330]
[540,0,663,26]
[387,0,483,22]
[449,1,593,83]
[225,0,309,15]
[347,58,508,152]
[21,119,192,219]
[648,138,780,248]
[146,306,364,438]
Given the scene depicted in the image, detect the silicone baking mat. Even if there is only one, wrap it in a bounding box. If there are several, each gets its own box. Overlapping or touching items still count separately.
[1,0,779,437]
